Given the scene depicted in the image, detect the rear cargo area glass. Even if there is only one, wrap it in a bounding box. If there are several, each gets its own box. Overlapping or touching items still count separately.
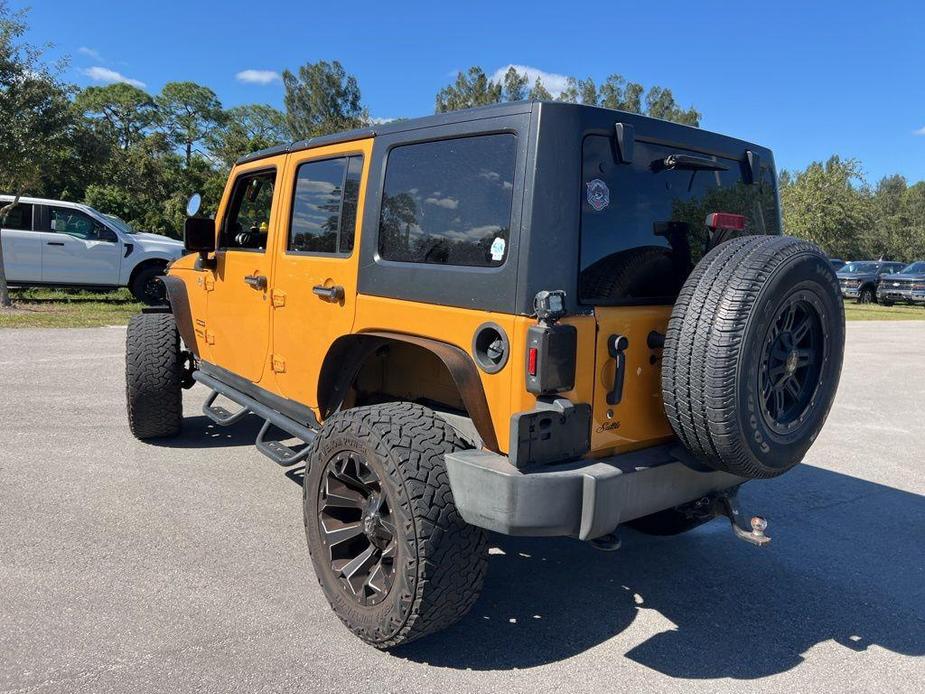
[579,135,780,305]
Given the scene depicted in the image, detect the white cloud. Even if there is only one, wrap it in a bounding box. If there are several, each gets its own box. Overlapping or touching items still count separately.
[491,64,570,98]
[81,66,145,88]
[78,46,103,61]
[425,196,459,209]
[236,69,281,85]
[914,126,925,136]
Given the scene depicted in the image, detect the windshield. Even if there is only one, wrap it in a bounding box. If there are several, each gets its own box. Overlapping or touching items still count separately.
[899,261,925,274]
[103,213,136,235]
[841,262,877,274]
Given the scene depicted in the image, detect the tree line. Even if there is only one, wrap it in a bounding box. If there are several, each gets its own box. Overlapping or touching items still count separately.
[2,3,924,306]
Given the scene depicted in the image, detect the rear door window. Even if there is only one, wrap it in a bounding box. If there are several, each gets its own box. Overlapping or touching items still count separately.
[288,155,363,255]
[579,136,781,305]
[378,134,516,267]
[1,203,33,230]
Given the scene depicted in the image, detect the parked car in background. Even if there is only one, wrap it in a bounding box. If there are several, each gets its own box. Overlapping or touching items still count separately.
[829,258,846,271]
[0,195,184,304]
[836,260,907,303]
[878,261,925,306]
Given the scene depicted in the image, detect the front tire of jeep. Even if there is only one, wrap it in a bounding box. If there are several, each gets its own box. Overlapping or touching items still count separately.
[662,235,845,479]
[303,402,488,649]
[125,313,183,440]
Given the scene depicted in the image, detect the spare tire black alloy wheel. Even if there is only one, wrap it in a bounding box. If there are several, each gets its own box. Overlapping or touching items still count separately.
[318,452,396,606]
[759,293,826,435]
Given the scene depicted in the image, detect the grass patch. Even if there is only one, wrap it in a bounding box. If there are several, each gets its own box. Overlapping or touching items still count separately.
[843,302,925,321]
[0,287,143,328]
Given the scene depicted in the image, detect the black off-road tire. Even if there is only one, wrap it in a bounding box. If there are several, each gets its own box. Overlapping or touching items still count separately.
[303,402,488,649]
[662,235,844,479]
[130,264,168,306]
[125,313,183,440]
[858,286,875,304]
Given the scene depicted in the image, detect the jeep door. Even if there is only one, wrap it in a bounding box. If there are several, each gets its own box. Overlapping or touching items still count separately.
[39,205,123,285]
[0,202,41,282]
[268,139,372,406]
[205,158,283,384]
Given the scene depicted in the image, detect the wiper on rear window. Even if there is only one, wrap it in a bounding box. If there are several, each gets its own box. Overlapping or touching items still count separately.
[653,153,728,172]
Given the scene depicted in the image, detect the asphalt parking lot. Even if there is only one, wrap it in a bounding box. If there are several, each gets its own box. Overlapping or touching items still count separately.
[1,322,923,693]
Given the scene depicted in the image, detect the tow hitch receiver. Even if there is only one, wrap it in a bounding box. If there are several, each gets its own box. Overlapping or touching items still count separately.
[713,491,770,547]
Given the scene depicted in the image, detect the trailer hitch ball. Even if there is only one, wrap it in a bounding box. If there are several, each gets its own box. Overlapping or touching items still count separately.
[750,516,768,538]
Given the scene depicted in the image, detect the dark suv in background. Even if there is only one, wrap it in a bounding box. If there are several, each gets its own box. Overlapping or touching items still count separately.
[837,260,907,303]
[878,261,925,305]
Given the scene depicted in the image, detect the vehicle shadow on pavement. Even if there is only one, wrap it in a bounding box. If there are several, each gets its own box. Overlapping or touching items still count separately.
[147,415,264,448]
[394,464,925,678]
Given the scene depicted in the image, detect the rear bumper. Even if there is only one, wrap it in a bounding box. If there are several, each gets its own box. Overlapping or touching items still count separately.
[445,444,745,540]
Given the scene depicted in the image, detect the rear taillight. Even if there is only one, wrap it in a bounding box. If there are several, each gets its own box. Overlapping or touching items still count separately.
[527,347,538,377]
[705,212,747,231]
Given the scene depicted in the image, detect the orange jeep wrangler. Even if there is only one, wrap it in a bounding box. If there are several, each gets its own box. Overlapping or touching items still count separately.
[125,101,845,648]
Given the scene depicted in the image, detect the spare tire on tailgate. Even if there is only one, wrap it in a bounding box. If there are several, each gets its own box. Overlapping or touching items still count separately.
[662,235,844,479]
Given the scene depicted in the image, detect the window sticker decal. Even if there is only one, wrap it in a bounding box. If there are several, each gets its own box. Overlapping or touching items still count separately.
[586,178,610,212]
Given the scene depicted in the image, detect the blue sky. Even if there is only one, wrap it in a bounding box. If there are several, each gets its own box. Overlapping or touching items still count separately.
[22,1,925,183]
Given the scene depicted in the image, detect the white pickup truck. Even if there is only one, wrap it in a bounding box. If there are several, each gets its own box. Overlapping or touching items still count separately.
[0,195,184,304]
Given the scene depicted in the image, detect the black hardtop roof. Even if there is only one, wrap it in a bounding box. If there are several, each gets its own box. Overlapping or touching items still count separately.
[236,100,769,165]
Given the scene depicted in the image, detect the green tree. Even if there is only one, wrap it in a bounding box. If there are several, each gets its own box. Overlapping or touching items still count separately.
[0,2,74,307]
[527,77,552,101]
[156,81,224,166]
[282,60,364,140]
[208,104,290,168]
[599,74,644,113]
[435,67,502,112]
[779,156,873,259]
[76,82,157,149]
[645,86,700,126]
[501,66,528,102]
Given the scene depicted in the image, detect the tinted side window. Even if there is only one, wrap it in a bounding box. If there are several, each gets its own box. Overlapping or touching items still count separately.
[378,134,516,267]
[220,170,276,251]
[579,136,781,305]
[288,155,363,255]
[2,203,33,230]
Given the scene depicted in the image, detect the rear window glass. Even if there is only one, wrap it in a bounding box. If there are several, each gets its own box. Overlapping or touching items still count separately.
[378,134,516,267]
[579,136,780,305]
[2,203,32,230]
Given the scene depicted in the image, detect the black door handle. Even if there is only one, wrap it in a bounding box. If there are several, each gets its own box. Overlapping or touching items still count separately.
[606,334,629,406]
[312,284,344,302]
[243,274,267,290]
[46,241,65,246]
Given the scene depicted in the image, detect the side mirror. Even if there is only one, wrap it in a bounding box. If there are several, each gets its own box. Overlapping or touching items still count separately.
[184,216,215,255]
[186,193,202,217]
[100,227,119,243]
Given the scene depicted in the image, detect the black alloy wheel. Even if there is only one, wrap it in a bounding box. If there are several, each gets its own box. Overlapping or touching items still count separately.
[759,295,825,435]
[318,452,396,606]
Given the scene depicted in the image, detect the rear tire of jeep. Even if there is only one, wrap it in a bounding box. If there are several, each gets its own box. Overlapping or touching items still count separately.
[662,236,844,479]
[125,313,183,440]
[858,287,875,304]
[303,402,488,649]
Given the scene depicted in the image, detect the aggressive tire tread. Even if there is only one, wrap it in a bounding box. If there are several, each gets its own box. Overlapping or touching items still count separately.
[125,313,183,439]
[305,402,487,649]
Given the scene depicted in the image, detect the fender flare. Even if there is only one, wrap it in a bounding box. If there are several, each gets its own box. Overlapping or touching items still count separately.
[318,331,500,453]
[160,275,198,357]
